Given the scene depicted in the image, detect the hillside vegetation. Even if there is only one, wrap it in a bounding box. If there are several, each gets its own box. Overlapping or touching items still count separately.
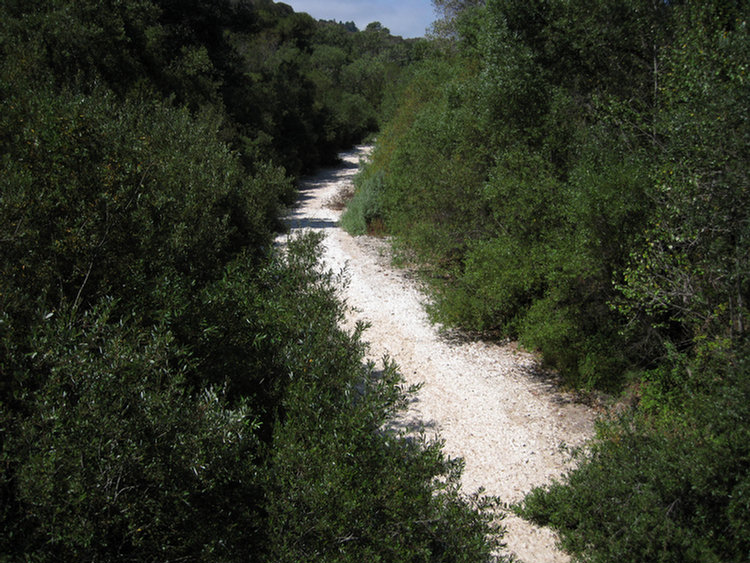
[0,1,504,560]
[344,0,750,561]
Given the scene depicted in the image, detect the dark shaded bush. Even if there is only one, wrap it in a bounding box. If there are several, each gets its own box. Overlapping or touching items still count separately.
[0,83,286,330]
[2,302,264,561]
[1,1,504,560]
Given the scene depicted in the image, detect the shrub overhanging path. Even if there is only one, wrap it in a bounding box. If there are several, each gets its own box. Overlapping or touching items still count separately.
[283,146,597,563]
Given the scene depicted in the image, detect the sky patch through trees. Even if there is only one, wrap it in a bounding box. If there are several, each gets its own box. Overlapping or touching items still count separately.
[285,0,437,37]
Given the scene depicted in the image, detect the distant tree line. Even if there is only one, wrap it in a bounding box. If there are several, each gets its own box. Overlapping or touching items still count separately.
[343,0,750,560]
[0,1,504,560]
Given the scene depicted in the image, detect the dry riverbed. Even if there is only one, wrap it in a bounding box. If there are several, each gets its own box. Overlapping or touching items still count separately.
[280,145,597,563]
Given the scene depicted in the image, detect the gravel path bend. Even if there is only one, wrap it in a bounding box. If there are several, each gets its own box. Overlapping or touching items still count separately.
[281,146,597,563]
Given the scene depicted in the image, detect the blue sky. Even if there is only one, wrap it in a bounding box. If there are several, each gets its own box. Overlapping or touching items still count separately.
[284,0,438,38]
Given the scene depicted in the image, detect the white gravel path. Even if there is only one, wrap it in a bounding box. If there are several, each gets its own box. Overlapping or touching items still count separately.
[280,146,597,563]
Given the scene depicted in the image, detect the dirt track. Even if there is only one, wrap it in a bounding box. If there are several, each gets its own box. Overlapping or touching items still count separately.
[281,146,596,563]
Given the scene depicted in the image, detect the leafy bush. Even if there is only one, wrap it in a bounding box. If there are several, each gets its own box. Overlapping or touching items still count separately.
[266,354,504,563]
[518,351,750,563]
[357,0,748,390]
[1,229,507,561]
[2,302,264,561]
[0,83,288,327]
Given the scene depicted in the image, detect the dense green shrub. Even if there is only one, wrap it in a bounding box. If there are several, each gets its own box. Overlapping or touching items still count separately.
[518,350,750,563]
[0,83,286,329]
[266,350,503,563]
[356,0,748,388]
[2,226,506,561]
[2,302,264,561]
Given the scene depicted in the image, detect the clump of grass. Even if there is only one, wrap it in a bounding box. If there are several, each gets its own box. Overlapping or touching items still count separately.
[325,184,355,211]
[340,170,386,236]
